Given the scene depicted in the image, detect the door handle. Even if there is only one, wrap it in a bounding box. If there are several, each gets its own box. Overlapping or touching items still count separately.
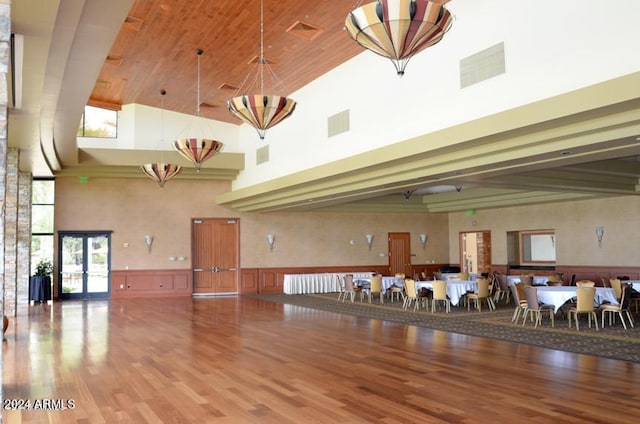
[193,268,204,272]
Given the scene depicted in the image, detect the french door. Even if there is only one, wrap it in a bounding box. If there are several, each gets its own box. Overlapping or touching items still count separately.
[192,218,239,295]
[58,231,111,300]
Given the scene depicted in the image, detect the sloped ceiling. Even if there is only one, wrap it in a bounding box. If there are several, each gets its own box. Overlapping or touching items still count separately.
[8,0,640,214]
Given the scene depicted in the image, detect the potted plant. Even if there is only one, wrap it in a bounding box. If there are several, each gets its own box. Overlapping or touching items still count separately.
[30,259,53,303]
[35,259,54,277]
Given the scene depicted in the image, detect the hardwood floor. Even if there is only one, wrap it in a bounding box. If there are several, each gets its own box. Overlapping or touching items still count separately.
[3,296,640,423]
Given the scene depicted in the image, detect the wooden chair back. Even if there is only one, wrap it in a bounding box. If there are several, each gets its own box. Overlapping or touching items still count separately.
[475,278,489,298]
[343,274,355,292]
[404,279,417,298]
[370,275,382,293]
[575,287,596,312]
[432,280,447,300]
[610,279,622,300]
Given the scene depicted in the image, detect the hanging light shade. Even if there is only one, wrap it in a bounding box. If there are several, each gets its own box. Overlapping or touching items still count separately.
[345,0,453,76]
[173,138,223,172]
[228,94,296,140]
[141,163,182,188]
[141,89,182,187]
[174,49,224,170]
[227,0,296,140]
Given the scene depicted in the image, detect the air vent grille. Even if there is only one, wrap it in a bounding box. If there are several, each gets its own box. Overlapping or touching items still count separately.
[460,42,505,88]
[328,110,350,138]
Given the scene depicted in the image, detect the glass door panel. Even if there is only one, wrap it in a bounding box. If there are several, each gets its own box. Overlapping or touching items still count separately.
[59,232,111,300]
[87,235,109,293]
[61,236,84,294]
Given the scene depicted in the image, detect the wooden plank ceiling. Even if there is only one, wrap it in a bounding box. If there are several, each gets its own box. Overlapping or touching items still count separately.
[88,0,363,124]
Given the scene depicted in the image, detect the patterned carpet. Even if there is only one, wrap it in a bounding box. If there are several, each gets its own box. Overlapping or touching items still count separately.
[253,293,640,363]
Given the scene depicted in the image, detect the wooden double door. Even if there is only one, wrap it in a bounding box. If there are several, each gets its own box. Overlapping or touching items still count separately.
[192,218,239,295]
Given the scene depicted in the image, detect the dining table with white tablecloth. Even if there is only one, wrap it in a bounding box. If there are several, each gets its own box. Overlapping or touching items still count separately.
[507,275,549,286]
[283,272,373,294]
[625,280,640,292]
[436,272,479,281]
[415,280,477,306]
[352,276,404,294]
[534,286,618,313]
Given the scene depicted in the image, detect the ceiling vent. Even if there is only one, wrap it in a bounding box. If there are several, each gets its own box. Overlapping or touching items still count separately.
[328,110,350,138]
[460,42,506,88]
[256,145,269,165]
[105,55,123,66]
[124,16,144,31]
[218,82,239,91]
[95,80,111,89]
[286,21,323,41]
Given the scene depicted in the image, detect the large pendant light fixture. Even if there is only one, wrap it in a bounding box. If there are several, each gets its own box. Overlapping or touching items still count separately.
[227,0,297,140]
[174,49,224,171]
[345,0,453,76]
[141,90,182,187]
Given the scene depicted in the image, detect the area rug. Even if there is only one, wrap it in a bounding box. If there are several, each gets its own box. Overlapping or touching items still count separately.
[252,293,640,363]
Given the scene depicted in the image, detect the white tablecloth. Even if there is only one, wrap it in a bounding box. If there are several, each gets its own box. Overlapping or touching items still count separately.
[535,287,617,313]
[507,275,550,286]
[437,272,479,281]
[353,276,403,294]
[416,280,477,306]
[625,281,640,291]
[283,272,373,294]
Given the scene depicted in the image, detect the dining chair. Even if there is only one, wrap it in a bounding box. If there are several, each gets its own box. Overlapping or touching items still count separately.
[609,279,622,300]
[466,278,495,312]
[599,283,634,329]
[387,282,405,302]
[493,273,511,304]
[509,283,529,323]
[458,272,469,281]
[522,286,555,328]
[546,274,563,286]
[342,274,362,303]
[520,274,533,286]
[335,274,346,301]
[575,280,596,288]
[364,275,383,304]
[402,279,427,311]
[431,280,450,313]
[568,287,598,331]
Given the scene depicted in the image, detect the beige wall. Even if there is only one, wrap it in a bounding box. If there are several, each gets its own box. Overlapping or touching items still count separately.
[448,196,640,267]
[55,177,450,270]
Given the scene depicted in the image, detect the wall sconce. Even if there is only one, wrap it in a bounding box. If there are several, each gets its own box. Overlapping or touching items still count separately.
[365,234,374,251]
[144,234,154,253]
[595,226,604,247]
[419,234,428,248]
[267,234,275,251]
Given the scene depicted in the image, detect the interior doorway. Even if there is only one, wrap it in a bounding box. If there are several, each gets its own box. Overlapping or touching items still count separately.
[191,218,239,295]
[459,231,492,275]
[388,232,411,277]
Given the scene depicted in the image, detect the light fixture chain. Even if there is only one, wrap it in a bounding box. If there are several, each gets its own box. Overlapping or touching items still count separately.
[260,0,264,94]
[196,50,202,117]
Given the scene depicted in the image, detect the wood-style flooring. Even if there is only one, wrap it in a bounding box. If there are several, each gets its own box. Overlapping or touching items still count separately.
[2,296,640,423]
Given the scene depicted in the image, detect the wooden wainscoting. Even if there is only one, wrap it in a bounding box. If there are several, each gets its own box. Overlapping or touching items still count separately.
[111,269,192,298]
